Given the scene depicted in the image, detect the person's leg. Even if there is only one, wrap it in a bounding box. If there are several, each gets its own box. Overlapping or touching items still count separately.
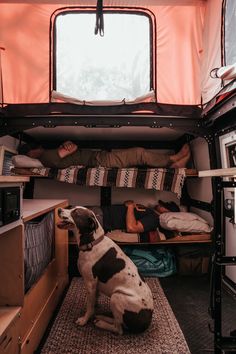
[169,143,190,163]
[96,147,171,168]
[96,145,190,168]
[169,144,191,168]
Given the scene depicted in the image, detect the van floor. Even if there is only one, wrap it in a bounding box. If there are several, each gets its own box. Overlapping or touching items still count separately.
[36,274,236,354]
[159,274,236,354]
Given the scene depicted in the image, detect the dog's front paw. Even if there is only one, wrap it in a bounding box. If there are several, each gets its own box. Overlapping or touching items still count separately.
[76,316,88,326]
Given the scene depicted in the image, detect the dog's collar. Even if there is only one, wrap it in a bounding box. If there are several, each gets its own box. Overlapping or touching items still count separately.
[78,235,105,252]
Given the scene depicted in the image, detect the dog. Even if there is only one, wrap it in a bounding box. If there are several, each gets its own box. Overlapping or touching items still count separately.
[57,206,154,335]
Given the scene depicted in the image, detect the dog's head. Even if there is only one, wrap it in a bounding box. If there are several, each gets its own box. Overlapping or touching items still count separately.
[57,206,99,236]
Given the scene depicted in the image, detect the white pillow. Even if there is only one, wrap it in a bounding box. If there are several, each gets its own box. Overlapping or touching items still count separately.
[159,212,213,233]
[12,155,44,168]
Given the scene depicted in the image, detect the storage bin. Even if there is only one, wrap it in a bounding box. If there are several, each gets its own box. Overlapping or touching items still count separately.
[24,211,54,291]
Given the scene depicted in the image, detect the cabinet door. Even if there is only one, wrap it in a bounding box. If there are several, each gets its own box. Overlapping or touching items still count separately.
[0,317,20,354]
[0,225,24,306]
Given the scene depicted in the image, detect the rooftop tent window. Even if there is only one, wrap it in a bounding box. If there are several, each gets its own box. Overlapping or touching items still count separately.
[54,12,152,102]
[224,0,236,66]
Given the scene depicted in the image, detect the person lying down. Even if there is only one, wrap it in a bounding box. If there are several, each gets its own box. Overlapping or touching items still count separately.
[15,141,191,169]
[89,200,213,243]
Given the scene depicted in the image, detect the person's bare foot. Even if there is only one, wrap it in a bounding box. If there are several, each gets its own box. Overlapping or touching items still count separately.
[169,143,190,163]
[170,151,191,168]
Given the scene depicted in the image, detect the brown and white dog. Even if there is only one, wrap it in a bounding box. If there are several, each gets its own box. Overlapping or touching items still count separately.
[57,206,154,335]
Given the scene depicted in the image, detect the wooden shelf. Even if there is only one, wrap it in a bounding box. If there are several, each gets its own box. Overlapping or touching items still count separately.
[23,199,68,222]
[185,169,198,176]
[69,233,212,245]
[198,167,236,177]
[0,176,30,183]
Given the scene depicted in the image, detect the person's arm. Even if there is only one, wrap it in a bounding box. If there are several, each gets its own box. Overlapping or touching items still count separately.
[125,201,144,233]
[57,141,78,159]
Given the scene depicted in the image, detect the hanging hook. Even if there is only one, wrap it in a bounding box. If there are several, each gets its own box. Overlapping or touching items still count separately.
[95,0,104,36]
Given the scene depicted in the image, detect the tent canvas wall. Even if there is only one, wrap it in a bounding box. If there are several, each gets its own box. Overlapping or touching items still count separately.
[0,0,235,137]
[0,0,207,106]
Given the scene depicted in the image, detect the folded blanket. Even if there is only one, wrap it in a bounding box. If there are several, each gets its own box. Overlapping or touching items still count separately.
[159,212,213,233]
[12,166,186,198]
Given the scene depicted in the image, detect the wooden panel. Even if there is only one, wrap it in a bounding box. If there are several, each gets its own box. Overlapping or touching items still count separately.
[21,279,68,354]
[70,232,211,245]
[70,234,212,246]
[19,201,69,341]
[118,240,212,245]
[0,310,20,354]
[0,307,21,337]
[0,176,29,182]
[199,167,236,177]
[23,199,68,222]
[0,198,69,354]
[0,225,24,306]
[19,261,57,340]
[54,208,68,277]
[185,169,198,176]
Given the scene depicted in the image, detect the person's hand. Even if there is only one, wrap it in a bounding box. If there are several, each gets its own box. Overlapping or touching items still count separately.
[124,200,135,207]
[62,141,78,153]
[58,141,78,158]
[136,204,146,211]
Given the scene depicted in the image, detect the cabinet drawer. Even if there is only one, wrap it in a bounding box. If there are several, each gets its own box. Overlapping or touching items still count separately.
[0,317,20,354]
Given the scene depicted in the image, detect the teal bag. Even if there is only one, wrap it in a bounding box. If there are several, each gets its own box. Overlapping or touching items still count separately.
[123,247,177,277]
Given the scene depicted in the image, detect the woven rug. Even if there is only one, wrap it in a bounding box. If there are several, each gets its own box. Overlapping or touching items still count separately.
[40,277,190,354]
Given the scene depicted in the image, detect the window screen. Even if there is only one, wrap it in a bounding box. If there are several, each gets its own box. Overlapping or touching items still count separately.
[224,0,236,66]
[54,12,152,102]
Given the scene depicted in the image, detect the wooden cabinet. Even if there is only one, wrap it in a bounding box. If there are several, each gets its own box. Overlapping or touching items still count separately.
[0,307,21,354]
[0,189,69,354]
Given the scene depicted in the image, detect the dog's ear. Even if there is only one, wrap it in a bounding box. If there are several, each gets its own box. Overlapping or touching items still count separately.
[79,215,98,234]
[71,208,98,234]
[87,215,99,233]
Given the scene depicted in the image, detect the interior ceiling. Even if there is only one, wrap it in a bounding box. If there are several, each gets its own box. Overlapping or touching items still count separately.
[24,126,184,141]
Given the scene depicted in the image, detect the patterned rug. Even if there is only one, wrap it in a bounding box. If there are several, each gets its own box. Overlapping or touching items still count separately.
[40,277,190,354]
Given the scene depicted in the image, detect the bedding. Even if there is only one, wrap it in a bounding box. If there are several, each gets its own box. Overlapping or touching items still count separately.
[159,212,213,233]
[11,166,186,198]
[84,207,212,243]
[106,228,212,243]
[12,155,44,167]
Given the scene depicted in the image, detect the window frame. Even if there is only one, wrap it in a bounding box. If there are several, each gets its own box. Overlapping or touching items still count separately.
[50,7,155,103]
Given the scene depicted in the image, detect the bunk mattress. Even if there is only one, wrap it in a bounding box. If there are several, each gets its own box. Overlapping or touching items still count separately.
[12,166,186,198]
[78,206,212,244]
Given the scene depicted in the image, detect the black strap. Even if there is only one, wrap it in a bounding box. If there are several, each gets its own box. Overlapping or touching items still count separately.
[95,0,104,36]
[208,253,215,319]
[0,47,5,106]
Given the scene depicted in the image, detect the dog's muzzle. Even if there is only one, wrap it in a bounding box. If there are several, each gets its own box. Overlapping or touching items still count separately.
[57,220,75,229]
[57,208,75,229]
